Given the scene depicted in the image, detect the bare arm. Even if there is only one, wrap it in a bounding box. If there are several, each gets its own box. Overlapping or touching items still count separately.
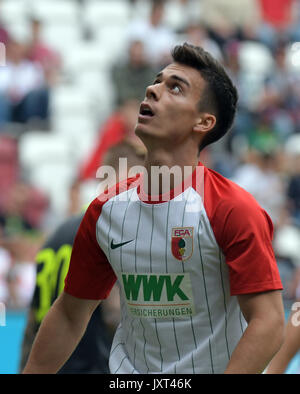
[19,309,38,372]
[22,291,101,374]
[224,290,285,374]
[266,303,300,374]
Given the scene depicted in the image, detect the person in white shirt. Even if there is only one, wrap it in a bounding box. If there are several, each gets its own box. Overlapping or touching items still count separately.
[126,0,178,67]
[0,38,49,127]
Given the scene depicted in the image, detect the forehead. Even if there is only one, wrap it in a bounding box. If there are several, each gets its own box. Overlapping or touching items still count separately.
[160,62,205,91]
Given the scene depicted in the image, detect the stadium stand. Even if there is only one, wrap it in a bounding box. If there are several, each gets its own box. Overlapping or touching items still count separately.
[1,0,300,373]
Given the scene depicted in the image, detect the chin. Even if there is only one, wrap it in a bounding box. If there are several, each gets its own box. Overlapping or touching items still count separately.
[135,123,152,139]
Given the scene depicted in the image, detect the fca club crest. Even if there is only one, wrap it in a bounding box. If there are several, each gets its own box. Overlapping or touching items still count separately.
[171,227,194,261]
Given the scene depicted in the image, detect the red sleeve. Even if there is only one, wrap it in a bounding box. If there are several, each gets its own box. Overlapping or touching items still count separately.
[64,198,117,300]
[204,168,283,295]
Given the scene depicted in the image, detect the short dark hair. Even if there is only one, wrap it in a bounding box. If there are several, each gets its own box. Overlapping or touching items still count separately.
[171,43,238,152]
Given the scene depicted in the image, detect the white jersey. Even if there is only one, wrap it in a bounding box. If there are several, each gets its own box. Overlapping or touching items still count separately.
[65,163,282,374]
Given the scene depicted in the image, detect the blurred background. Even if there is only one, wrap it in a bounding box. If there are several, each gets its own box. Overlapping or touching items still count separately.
[0,0,300,374]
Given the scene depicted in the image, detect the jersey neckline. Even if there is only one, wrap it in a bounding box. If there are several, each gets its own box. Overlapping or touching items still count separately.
[136,161,204,204]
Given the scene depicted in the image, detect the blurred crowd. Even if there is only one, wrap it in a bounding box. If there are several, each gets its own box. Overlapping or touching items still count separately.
[0,0,300,311]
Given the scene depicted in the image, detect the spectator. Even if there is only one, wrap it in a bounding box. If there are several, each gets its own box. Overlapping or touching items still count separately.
[0,135,19,210]
[285,136,300,227]
[199,0,260,49]
[222,40,256,141]
[126,0,177,67]
[0,181,48,308]
[0,182,48,238]
[287,174,300,227]
[7,259,36,309]
[0,20,9,46]
[256,42,296,140]
[26,18,61,86]
[111,39,157,107]
[0,183,37,238]
[248,111,281,153]
[0,38,49,128]
[78,98,145,181]
[256,0,295,49]
[180,21,223,62]
[258,0,294,30]
[231,148,286,227]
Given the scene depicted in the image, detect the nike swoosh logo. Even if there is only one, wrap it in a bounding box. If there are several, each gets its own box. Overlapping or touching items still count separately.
[111,239,134,250]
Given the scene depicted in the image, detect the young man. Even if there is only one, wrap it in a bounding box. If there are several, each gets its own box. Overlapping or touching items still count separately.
[23,43,284,374]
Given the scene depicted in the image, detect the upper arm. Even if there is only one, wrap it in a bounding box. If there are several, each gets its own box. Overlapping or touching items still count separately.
[211,197,282,295]
[237,290,284,324]
[55,291,101,325]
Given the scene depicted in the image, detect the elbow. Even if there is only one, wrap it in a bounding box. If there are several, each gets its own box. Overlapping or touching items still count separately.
[251,309,285,353]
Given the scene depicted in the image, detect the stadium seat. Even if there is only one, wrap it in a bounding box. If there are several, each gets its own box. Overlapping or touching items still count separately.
[274,225,300,267]
[0,0,27,25]
[238,41,274,75]
[83,0,130,30]
[286,42,300,72]
[28,0,80,25]
[62,41,113,76]
[51,115,99,161]
[49,85,93,117]
[18,131,78,218]
[74,70,115,118]
[93,25,129,64]
[18,131,74,169]
[163,0,196,31]
[4,21,31,44]
[130,0,151,19]
[285,134,300,156]
[30,160,77,219]
[49,83,107,163]
[40,24,82,55]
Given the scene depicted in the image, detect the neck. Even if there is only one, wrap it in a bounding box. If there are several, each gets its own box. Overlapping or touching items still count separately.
[142,145,199,196]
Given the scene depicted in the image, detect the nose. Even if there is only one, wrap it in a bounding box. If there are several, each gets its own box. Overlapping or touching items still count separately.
[145,83,160,101]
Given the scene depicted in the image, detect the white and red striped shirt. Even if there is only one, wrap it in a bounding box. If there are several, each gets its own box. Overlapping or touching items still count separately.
[65,162,282,374]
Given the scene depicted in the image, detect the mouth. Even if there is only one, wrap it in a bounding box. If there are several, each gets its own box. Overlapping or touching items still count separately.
[138,102,155,120]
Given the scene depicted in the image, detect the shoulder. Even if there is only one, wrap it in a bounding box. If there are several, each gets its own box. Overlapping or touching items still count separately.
[86,175,140,215]
[203,166,264,217]
[201,166,274,241]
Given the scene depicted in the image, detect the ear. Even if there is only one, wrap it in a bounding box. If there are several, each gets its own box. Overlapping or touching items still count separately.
[193,113,217,135]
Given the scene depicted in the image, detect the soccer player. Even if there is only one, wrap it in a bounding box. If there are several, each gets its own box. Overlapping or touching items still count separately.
[23,43,284,374]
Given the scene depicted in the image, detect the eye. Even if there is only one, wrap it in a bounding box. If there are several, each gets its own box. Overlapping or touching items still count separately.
[171,84,181,94]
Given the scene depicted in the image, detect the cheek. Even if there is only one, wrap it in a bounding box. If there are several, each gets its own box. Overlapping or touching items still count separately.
[166,105,196,127]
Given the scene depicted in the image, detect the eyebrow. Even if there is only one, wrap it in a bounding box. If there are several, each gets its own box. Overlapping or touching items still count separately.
[155,72,191,88]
